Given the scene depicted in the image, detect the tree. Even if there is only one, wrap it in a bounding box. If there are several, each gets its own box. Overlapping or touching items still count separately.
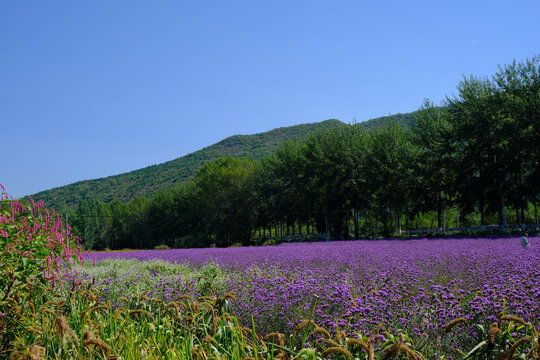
[126,197,150,249]
[147,183,203,248]
[72,199,109,250]
[446,55,540,225]
[364,121,418,236]
[194,157,256,246]
[254,141,309,239]
[301,126,370,239]
[446,76,501,224]
[491,56,540,223]
[105,200,129,250]
[410,100,455,228]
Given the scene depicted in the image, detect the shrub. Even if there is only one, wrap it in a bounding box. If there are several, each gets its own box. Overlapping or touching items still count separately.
[0,184,85,355]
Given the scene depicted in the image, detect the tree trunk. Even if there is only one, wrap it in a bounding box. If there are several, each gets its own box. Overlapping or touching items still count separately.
[354,210,359,239]
[443,208,446,229]
[396,208,402,234]
[534,197,538,224]
[325,216,328,240]
[499,195,504,225]
[480,197,486,226]
[501,195,507,233]
[375,210,379,237]
[405,210,409,231]
[346,211,350,239]
[521,198,525,224]
[315,215,326,234]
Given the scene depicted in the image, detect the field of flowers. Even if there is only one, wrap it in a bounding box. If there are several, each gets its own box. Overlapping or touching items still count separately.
[81,237,540,358]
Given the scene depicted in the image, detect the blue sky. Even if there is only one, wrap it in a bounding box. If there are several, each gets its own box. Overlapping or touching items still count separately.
[1,1,539,199]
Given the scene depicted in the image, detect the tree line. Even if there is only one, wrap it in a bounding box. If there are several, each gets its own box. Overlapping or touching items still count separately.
[71,55,540,250]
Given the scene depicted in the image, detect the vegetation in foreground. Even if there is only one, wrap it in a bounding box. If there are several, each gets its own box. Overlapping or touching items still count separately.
[7,281,540,360]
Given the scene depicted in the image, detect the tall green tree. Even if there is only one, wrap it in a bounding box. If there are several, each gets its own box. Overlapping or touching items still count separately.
[364,121,418,235]
[447,55,540,225]
[446,76,500,224]
[105,200,129,250]
[72,199,109,250]
[301,126,369,239]
[491,55,540,223]
[410,100,455,228]
[147,182,203,248]
[125,196,150,249]
[194,157,256,246]
[254,141,309,238]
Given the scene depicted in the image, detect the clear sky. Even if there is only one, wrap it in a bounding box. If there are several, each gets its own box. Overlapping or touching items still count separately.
[1,1,539,199]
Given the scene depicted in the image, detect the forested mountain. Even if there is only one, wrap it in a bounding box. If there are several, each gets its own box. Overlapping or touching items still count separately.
[28,113,415,210]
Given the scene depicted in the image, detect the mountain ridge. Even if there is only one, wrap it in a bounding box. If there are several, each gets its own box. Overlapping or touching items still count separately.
[29,113,416,209]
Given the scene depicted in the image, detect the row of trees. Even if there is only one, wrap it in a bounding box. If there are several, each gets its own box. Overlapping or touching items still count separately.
[71,55,540,250]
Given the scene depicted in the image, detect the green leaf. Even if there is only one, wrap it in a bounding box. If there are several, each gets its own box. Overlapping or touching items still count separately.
[464,340,487,359]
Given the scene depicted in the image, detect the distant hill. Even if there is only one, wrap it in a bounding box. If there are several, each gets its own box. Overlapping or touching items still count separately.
[360,112,416,130]
[29,112,417,209]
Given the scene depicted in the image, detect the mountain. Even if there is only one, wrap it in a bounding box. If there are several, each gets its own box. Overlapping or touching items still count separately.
[360,112,416,130]
[29,112,417,209]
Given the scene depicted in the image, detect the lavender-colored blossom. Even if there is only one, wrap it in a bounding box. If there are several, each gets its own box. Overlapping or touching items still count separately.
[79,237,539,353]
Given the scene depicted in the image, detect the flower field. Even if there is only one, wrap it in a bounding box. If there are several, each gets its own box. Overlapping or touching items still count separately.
[81,238,540,358]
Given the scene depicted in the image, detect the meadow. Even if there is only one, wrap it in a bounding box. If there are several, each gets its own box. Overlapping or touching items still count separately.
[78,238,540,359]
[2,186,539,359]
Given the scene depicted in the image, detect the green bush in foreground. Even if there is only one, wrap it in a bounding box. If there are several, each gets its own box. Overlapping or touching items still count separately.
[0,185,84,356]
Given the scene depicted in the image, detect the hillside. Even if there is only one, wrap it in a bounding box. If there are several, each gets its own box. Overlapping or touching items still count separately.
[29,112,417,209]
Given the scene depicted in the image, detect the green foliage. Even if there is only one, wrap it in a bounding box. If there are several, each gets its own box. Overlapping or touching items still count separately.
[194,157,256,247]
[0,185,85,355]
[446,55,540,224]
[364,121,419,235]
[72,199,108,250]
[9,279,270,359]
[73,259,229,302]
[445,314,540,360]
[27,115,414,211]
[409,100,455,227]
[27,119,350,209]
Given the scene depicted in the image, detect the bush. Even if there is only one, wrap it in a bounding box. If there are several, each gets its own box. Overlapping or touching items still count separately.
[154,244,170,250]
[0,184,85,355]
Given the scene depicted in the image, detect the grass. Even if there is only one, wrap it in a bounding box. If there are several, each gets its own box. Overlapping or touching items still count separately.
[8,282,270,359]
[70,259,228,305]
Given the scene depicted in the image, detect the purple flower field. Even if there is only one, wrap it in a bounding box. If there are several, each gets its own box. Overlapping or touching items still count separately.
[83,237,539,354]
